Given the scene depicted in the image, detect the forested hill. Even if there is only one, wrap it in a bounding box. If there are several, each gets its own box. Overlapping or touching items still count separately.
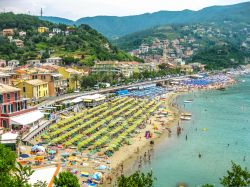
[40,2,250,38]
[0,12,140,65]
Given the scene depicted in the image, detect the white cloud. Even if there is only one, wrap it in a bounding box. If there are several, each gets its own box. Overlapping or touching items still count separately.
[0,0,248,20]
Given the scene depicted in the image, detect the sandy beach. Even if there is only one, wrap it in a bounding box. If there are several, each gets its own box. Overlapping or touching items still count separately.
[102,92,181,186]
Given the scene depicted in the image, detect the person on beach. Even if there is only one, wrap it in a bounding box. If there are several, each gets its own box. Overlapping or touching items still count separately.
[185,134,188,141]
[243,156,246,162]
[198,153,201,158]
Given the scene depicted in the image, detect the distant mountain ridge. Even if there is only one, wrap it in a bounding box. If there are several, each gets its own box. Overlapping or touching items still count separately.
[40,2,250,38]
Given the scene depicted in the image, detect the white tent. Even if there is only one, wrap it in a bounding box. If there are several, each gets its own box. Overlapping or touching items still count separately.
[0,132,18,144]
[10,110,44,126]
[28,166,60,185]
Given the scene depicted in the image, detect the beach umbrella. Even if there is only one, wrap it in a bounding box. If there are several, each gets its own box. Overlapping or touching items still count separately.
[49,150,56,155]
[37,146,45,152]
[68,156,77,161]
[20,154,30,158]
[19,146,26,152]
[61,152,69,157]
[31,145,39,151]
[91,174,100,180]
[80,171,89,177]
[97,165,107,170]
[88,183,96,187]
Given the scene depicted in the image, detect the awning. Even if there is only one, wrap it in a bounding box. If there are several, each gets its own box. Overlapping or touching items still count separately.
[10,110,44,126]
[84,99,92,102]
[1,132,18,143]
[70,97,83,103]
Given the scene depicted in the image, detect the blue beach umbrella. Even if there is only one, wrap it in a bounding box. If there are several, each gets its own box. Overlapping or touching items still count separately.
[98,165,107,170]
[20,154,30,158]
[88,183,96,187]
[49,150,56,154]
[31,145,39,151]
[61,152,70,157]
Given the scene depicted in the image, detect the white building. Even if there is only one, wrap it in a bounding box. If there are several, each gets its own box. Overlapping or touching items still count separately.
[52,28,62,34]
[19,31,26,37]
[7,60,19,67]
[45,57,63,65]
[27,60,41,66]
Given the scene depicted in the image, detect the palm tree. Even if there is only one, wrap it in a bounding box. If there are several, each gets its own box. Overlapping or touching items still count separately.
[72,74,80,90]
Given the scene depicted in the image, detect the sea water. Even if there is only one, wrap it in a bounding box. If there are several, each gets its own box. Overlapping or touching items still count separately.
[143,75,250,187]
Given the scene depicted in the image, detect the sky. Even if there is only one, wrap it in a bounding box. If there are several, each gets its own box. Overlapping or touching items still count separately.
[0,0,249,20]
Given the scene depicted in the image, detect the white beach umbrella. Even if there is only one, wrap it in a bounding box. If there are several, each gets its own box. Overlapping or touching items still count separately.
[37,146,45,152]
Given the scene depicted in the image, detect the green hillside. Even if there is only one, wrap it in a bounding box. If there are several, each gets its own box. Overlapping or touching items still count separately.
[0,13,141,65]
[40,2,250,38]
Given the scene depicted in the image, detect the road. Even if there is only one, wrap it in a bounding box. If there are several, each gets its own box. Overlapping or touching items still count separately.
[37,76,185,107]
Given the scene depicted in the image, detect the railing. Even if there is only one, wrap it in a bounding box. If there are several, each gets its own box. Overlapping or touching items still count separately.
[22,120,52,143]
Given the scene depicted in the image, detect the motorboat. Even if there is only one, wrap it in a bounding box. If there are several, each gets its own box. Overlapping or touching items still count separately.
[184,99,193,103]
[181,112,192,117]
[180,116,191,120]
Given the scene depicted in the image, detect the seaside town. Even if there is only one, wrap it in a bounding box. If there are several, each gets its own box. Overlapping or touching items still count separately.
[0,25,247,186]
[129,23,250,68]
[1,1,250,187]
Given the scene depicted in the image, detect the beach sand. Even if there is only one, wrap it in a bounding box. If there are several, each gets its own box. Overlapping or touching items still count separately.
[102,92,181,186]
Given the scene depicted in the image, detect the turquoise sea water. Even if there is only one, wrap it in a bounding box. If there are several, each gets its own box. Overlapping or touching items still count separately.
[143,75,250,187]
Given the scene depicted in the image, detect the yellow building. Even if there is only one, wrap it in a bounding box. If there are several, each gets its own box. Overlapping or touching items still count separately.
[57,67,82,90]
[16,79,49,100]
[37,27,49,33]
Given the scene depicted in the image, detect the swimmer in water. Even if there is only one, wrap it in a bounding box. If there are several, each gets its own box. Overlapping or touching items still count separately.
[198,153,201,158]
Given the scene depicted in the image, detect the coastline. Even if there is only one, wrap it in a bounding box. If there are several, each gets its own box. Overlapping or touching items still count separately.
[106,76,237,186]
[103,92,181,186]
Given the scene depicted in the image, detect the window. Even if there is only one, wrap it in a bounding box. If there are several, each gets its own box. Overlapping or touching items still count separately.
[41,75,46,80]
[18,102,21,111]
[7,93,10,101]
[11,104,13,113]
[2,120,8,128]
[23,87,26,92]
[8,104,11,113]
[0,94,3,103]
[32,75,37,79]
[16,103,19,111]
[24,101,27,109]
[14,92,18,100]
[2,105,7,114]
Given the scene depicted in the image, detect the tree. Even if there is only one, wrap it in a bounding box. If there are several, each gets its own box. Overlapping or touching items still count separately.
[72,74,80,90]
[54,171,80,187]
[220,161,250,187]
[0,144,37,187]
[117,171,156,187]
[0,143,16,186]
[13,162,34,186]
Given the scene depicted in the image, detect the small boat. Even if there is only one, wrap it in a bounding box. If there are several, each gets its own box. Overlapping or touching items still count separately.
[181,112,192,117]
[184,99,193,103]
[242,80,246,83]
[180,116,191,120]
